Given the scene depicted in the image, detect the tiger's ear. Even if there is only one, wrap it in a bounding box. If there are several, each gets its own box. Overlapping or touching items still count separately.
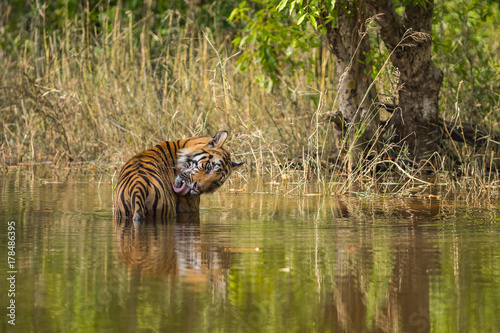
[207,131,228,149]
[232,161,245,169]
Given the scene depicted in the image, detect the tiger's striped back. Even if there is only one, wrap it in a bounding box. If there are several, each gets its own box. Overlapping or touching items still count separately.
[113,131,243,221]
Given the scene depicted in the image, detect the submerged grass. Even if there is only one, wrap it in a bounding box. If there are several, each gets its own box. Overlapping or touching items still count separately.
[1,4,499,200]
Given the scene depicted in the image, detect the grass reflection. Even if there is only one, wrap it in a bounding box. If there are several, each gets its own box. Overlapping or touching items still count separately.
[1,171,500,332]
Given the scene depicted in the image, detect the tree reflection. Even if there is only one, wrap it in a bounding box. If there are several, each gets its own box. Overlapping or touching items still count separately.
[317,197,442,333]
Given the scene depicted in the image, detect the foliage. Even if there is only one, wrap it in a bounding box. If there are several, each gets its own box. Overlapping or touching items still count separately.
[229,1,320,91]
[2,0,236,32]
[433,0,500,123]
[230,0,500,122]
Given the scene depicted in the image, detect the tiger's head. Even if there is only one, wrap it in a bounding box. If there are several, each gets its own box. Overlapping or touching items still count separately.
[173,131,244,196]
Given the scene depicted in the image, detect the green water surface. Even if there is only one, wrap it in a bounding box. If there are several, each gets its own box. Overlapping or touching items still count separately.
[1,168,500,332]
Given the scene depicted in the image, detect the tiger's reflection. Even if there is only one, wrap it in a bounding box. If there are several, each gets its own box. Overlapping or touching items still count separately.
[113,214,231,284]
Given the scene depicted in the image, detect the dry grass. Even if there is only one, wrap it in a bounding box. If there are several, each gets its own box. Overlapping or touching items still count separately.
[1,7,332,165]
[1,6,499,200]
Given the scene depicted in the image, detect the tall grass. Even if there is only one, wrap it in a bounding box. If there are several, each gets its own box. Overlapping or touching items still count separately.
[1,3,499,199]
[1,4,333,165]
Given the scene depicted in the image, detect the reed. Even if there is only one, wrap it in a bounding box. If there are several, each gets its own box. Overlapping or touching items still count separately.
[1,3,499,200]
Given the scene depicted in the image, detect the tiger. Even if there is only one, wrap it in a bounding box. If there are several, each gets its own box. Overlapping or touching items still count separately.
[113,131,244,221]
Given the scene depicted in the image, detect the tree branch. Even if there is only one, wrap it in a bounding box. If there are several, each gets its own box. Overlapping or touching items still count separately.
[365,0,403,50]
[402,0,435,34]
[318,10,348,63]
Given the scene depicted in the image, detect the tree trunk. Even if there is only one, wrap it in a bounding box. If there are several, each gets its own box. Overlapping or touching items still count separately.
[321,1,379,171]
[366,0,443,161]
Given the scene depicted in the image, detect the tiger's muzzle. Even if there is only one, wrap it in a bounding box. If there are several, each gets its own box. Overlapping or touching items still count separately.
[173,175,200,196]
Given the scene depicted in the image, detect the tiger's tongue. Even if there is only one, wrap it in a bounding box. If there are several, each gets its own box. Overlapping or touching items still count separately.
[173,182,190,196]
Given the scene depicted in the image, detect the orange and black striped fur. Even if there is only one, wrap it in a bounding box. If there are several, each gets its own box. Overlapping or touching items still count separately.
[113,131,244,221]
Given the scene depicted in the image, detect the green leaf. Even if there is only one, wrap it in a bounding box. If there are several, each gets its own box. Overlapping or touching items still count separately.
[309,15,318,29]
[297,13,307,25]
[327,0,336,12]
[277,0,289,12]
[232,37,241,46]
[228,8,239,22]
[240,36,249,47]
[289,1,296,15]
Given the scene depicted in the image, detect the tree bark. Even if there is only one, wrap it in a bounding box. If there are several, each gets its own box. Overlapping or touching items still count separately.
[366,0,444,161]
[321,1,379,170]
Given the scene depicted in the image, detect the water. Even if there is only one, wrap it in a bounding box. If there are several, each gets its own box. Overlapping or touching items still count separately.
[1,167,500,332]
